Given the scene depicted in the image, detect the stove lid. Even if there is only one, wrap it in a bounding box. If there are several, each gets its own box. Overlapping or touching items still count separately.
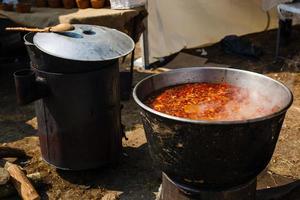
[33,24,134,61]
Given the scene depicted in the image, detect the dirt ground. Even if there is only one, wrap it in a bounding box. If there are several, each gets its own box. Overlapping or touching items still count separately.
[0,27,300,199]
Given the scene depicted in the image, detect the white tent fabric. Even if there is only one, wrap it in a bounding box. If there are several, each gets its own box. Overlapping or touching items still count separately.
[262,0,292,11]
[146,0,281,64]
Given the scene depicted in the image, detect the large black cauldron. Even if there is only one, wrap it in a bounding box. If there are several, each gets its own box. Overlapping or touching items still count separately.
[133,67,293,190]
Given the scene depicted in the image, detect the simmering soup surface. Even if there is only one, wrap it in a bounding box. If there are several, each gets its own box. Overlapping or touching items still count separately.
[145,83,280,121]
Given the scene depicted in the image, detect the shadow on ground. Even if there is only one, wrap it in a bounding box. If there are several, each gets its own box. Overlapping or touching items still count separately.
[57,143,160,200]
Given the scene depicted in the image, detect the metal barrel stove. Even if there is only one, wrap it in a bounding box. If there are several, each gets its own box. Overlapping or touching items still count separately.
[14,24,134,170]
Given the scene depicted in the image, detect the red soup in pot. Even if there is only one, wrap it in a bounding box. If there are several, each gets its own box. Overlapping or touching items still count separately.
[145,83,280,121]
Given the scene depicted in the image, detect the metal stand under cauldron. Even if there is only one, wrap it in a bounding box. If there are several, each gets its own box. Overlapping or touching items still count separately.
[158,173,300,200]
[159,173,256,200]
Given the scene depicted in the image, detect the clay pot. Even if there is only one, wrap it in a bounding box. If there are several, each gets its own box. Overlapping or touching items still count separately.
[76,0,90,8]
[36,0,48,7]
[16,3,31,13]
[0,3,14,11]
[48,0,62,8]
[90,0,105,8]
[63,0,76,8]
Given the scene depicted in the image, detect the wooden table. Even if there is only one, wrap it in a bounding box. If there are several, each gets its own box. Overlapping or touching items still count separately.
[0,7,147,98]
[0,7,146,41]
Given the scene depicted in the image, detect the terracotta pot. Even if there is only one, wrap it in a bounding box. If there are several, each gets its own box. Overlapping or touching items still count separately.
[0,3,5,10]
[16,3,31,13]
[0,3,14,11]
[90,0,105,8]
[76,0,90,8]
[63,0,76,8]
[48,0,62,8]
[36,0,48,7]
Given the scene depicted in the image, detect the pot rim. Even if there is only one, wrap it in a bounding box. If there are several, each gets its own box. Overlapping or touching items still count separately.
[133,67,294,125]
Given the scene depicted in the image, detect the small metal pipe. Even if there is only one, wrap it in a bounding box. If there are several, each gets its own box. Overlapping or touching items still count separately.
[14,69,48,106]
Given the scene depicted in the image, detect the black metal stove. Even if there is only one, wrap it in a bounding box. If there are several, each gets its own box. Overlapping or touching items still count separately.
[14,24,135,170]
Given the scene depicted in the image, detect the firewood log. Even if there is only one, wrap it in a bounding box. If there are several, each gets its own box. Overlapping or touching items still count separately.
[0,172,46,199]
[5,162,40,200]
[0,167,10,185]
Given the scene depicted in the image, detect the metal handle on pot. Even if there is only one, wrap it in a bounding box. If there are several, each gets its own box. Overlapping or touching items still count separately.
[14,69,49,106]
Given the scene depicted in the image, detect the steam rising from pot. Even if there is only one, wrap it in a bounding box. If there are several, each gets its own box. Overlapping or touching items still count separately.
[146,80,286,121]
